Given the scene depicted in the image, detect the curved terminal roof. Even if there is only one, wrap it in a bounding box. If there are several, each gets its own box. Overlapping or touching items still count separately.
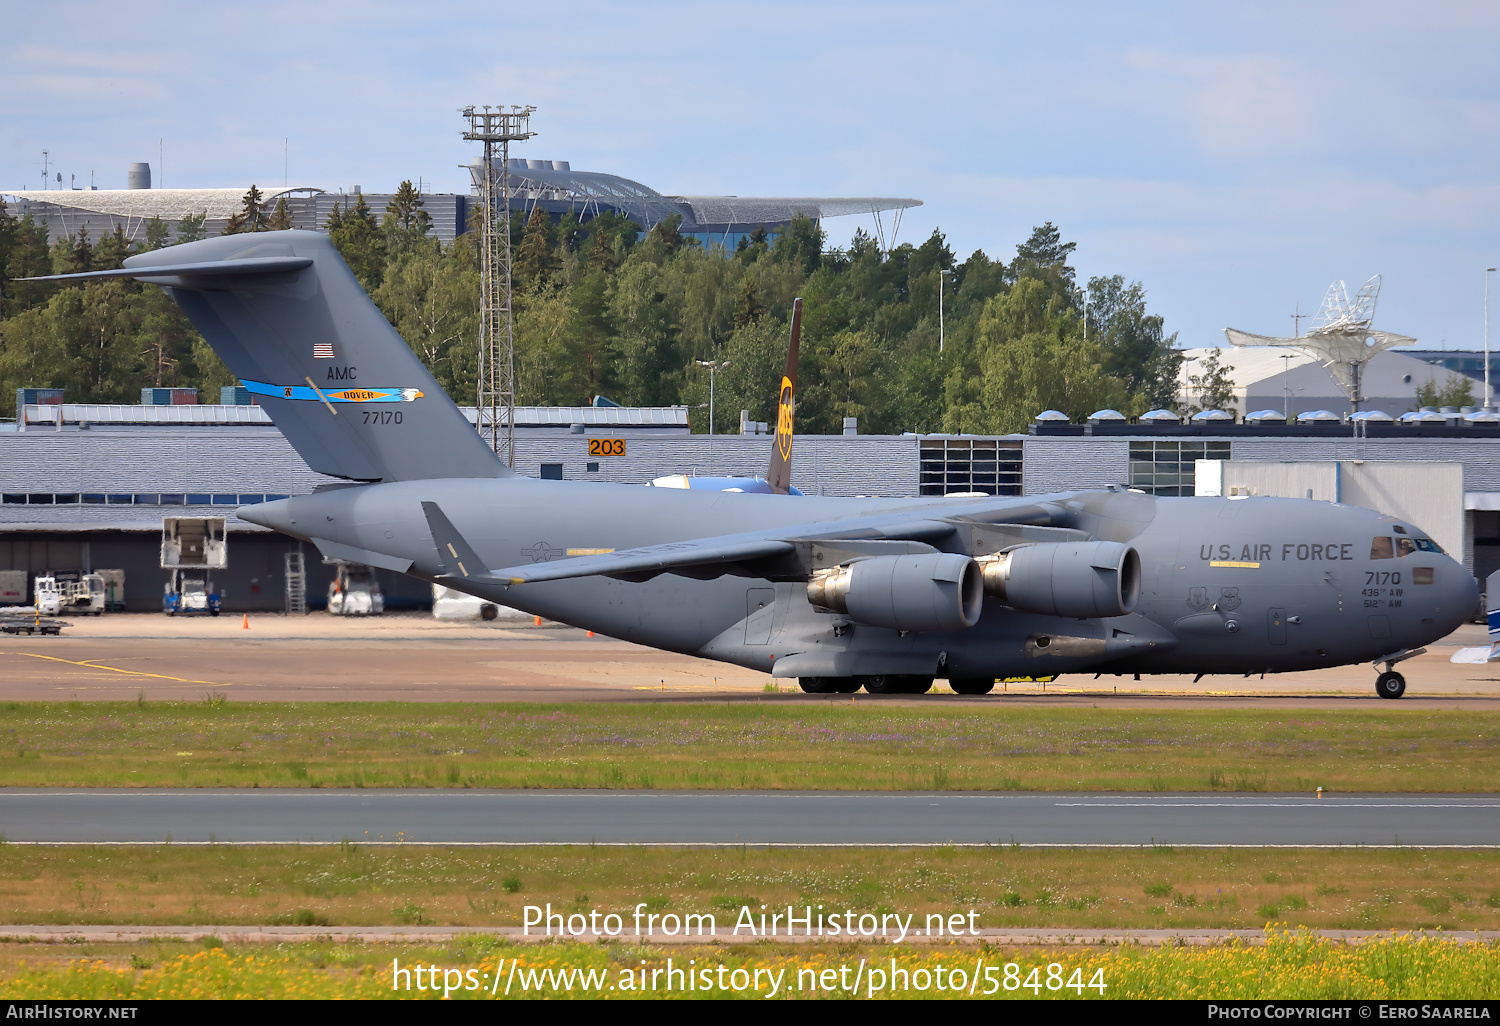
[2,187,323,221]
[468,162,920,230]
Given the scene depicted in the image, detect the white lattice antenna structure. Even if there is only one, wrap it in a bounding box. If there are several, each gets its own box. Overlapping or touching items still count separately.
[1224,275,1416,411]
[462,105,535,467]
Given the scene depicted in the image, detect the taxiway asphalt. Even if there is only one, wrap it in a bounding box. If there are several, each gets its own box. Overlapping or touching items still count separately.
[2,790,1495,846]
[1,614,1497,705]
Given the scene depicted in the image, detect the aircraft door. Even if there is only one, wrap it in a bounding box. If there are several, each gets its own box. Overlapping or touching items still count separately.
[745,588,776,645]
[1267,608,1287,645]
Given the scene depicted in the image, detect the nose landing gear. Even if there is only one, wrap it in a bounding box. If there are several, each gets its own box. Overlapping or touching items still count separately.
[1372,647,1424,700]
[1375,670,1406,699]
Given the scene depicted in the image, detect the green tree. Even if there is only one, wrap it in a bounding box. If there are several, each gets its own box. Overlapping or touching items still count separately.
[514,206,558,288]
[1414,373,1476,410]
[266,197,294,231]
[1086,274,1180,408]
[3,215,54,317]
[143,216,172,251]
[384,180,431,232]
[977,333,1128,432]
[175,213,207,245]
[329,193,386,289]
[1186,350,1237,414]
[224,185,268,234]
[1013,221,1077,283]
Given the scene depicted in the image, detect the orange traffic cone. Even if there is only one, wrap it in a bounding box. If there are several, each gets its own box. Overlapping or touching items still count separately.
[587,631,594,637]
[534,616,542,626]
[242,614,249,630]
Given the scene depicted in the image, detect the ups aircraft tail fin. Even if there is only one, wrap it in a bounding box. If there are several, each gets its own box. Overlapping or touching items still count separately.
[28,230,506,483]
[765,297,802,495]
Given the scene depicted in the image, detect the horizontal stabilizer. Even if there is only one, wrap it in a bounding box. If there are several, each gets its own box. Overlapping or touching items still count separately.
[421,502,496,581]
[21,257,313,283]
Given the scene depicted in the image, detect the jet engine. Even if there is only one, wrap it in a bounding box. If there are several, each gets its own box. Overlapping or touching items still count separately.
[978,541,1140,618]
[806,552,983,632]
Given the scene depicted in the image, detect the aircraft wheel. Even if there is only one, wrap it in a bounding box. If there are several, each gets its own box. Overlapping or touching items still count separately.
[1376,670,1407,700]
[833,678,861,693]
[950,677,996,695]
[903,676,934,694]
[861,675,907,695]
[798,677,838,694]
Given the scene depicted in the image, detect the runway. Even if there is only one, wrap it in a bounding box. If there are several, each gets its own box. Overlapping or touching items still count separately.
[2,790,1496,846]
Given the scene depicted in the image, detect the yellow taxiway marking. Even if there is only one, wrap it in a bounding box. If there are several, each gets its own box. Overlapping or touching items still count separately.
[6,653,234,687]
[1209,560,1261,569]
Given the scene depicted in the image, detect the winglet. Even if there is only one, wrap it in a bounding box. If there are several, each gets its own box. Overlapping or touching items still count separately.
[421,501,495,580]
[766,297,802,495]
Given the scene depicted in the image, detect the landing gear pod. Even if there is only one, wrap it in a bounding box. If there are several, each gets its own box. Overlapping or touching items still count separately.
[807,552,983,632]
[978,541,1141,619]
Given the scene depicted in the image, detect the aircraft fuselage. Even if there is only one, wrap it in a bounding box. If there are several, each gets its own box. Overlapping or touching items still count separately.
[242,479,1474,685]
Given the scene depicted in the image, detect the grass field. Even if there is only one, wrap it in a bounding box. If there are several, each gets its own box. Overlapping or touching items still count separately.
[0,931,1494,999]
[1,845,1497,932]
[0,700,1495,791]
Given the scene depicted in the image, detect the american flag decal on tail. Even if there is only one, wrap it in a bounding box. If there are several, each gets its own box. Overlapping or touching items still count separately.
[313,343,335,359]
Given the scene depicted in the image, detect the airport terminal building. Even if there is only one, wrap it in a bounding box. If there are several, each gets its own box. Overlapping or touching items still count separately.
[3,160,920,251]
[3,399,1499,613]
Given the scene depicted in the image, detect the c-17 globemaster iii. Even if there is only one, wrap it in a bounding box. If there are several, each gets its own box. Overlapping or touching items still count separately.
[33,231,1476,698]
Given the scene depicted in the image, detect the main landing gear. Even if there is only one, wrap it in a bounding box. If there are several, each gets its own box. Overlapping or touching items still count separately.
[798,675,933,694]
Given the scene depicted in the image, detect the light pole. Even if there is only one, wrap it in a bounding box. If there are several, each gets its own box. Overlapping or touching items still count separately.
[1487,268,1497,409]
[1180,355,1197,418]
[938,269,953,354]
[696,359,727,455]
[1282,354,1294,421]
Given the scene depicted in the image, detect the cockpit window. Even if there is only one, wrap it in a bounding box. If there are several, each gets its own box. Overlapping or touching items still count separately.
[1396,537,1417,557]
[1370,536,1394,559]
[1414,538,1442,553]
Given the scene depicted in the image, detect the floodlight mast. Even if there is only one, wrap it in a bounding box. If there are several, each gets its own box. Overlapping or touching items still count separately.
[461,104,535,467]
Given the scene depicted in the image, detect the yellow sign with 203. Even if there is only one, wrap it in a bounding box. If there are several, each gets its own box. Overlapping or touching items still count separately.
[588,438,626,457]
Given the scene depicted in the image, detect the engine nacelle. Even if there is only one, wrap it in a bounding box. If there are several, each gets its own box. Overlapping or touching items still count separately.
[806,552,983,632]
[978,541,1140,618]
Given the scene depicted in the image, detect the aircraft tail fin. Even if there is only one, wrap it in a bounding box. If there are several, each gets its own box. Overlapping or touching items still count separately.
[765,297,802,495]
[28,230,506,483]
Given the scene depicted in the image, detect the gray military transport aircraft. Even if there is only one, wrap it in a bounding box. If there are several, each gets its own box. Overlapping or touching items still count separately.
[32,230,1476,698]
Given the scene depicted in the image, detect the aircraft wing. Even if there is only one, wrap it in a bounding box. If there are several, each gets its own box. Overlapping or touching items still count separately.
[481,501,1068,586]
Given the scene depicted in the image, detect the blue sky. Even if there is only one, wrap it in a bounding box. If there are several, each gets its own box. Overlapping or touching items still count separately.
[3,1,1496,351]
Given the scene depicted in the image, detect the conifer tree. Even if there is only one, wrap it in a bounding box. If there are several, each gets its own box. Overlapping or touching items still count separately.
[267,197,294,231]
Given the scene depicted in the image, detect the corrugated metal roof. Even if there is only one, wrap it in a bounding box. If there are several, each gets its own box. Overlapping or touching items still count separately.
[463,406,690,428]
[22,404,689,429]
[0,428,339,493]
[23,404,274,426]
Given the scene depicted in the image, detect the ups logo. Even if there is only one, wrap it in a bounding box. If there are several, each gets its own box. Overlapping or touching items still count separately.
[776,377,794,459]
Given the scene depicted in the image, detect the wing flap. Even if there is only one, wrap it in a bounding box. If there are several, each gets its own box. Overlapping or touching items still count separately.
[497,536,796,585]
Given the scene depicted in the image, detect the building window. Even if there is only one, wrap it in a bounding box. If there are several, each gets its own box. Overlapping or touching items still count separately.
[919,438,1023,496]
[1128,440,1231,496]
[586,462,599,473]
[540,464,564,481]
